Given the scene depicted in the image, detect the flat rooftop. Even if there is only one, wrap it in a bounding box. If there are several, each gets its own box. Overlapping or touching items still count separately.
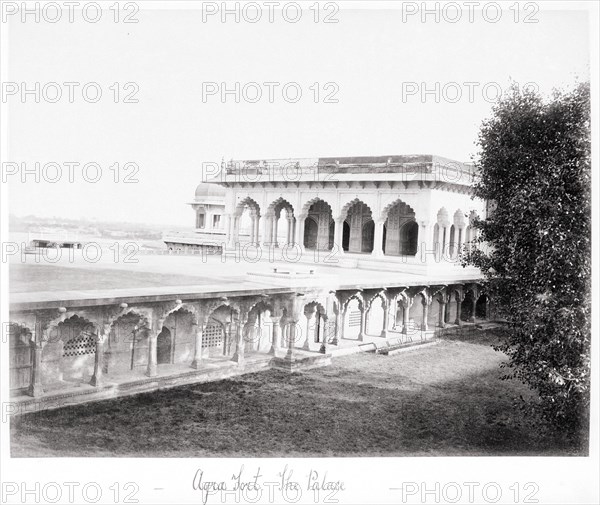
[9,247,483,311]
[208,154,478,186]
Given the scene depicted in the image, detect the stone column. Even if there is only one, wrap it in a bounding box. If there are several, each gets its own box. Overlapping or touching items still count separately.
[470,295,477,323]
[286,217,293,246]
[90,324,110,387]
[318,315,327,354]
[249,214,256,246]
[331,309,342,345]
[455,295,463,326]
[421,300,429,331]
[269,316,282,355]
[231,311,246,365]
[418,221,427,259]
[191,318,206,369]
[289,217,296,247]
[263,214,273,247]
[272,214,279,247]
[28,339,44,397]
[436,224,444,261]
[304,307,316,350]
[445,298,452,326]
[254,215,261,245]
[334,217,345,254]
[401,300,411,334]
[358,305,366,341]
[296,215,306,251]
[380,301,390,338]
[373,219,384,257]
[146,318,163,377]
[285,321,297,360]
[438,300,447,328]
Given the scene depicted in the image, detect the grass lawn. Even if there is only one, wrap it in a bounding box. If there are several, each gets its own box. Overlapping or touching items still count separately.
[10,331,586,457]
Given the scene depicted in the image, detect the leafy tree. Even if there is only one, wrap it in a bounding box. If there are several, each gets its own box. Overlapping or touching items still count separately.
[465,82,591,444]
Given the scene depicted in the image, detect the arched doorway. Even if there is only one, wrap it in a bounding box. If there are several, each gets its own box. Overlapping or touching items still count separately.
[157,327,172,364]
[383,200,418,256]
[341,200,374,253]
[234,197,261,246]
[342,221,350,251]
[267,198,295,247]
[304,217,318,249]
[362,220,375,253]
[303,199,334,251]
[401,221,418,255]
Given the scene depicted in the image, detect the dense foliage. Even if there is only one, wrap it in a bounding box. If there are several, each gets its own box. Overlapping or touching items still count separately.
[464,82,591,442]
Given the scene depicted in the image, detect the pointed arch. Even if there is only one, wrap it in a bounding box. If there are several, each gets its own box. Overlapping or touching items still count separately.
[382,199,418,256]
[303,198,334,251]
[340,199,374,253]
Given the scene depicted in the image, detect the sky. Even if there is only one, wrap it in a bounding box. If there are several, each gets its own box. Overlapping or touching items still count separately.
[4,2,591,227]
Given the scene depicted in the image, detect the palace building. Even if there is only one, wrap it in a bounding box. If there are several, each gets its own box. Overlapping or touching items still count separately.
[10,154,493,411]
[165,154,485,275]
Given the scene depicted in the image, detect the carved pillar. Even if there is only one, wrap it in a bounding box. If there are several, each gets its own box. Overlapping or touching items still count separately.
[286,217,293,246]
[381,301,389,338]
[147,318,164,377]
[421,299,429,331]
[334,217,345,254]
[358,304,366,341]
[90,323,110,387]
[191,317,207,369]
[471,294,477,323]
[254,215,261,245]
[28,339,43,397]
[296,215,306,250]
[290,217,296,246]
[436,223,444,261]
[263,214,273,246]
[304,306,316,350]
[231,310,247,365]
[272,213,279,247]
[284,321,297,360]
[401,299,411,335]
[318,315,327,354]
[373,219,384,257]
[331,308,340,345]
[455,293,463,326]
[269,316,282,355]
[445,298,452,326]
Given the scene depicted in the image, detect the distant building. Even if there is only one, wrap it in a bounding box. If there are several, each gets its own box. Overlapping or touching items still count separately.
[27,228,84,249]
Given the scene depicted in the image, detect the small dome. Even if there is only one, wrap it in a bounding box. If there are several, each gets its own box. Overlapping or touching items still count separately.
[194,182,226,199]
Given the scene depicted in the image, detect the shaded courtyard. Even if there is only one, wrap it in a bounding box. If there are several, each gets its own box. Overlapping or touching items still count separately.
[11,331,583,457]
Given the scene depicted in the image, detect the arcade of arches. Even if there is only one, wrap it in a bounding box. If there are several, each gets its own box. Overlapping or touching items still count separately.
[10,284,493,398]
[223,197,476,257]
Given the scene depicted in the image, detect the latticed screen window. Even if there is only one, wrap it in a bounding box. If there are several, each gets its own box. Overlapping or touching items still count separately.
[348,311,361,327]
[63,331,96,357]
[202,322,224,348]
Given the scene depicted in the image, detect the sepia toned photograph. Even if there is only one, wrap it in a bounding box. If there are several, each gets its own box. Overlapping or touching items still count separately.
[0,1,597,504]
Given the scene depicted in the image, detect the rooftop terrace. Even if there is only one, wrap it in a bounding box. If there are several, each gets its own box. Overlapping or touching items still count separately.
[206,154,478,186]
